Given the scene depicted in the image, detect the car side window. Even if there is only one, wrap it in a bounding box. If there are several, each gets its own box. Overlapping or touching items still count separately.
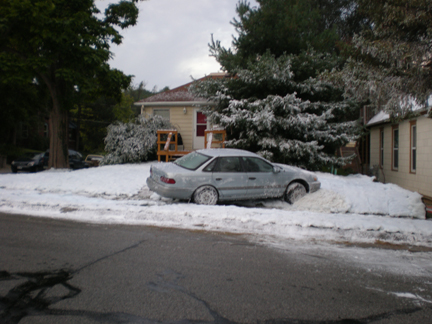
[241,157,273,172]
[203,159,218,172]
[213,157,242,172]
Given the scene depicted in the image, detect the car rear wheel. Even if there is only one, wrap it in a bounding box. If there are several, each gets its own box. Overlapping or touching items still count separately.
[285,182,307,204]
[193,186,218,205]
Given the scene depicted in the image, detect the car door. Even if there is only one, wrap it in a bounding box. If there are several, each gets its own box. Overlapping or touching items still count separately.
[241,157,284,199]
[209,157,249,200]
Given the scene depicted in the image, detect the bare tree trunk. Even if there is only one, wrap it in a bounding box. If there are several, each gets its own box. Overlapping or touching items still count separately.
[48,87,69,169]
[75,104,82,151]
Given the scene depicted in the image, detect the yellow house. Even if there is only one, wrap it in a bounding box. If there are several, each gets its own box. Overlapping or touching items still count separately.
[367,109,432,199]
[134,73,228,151]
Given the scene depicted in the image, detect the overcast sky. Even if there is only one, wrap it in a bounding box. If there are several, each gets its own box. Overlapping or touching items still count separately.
[95,0,259,91]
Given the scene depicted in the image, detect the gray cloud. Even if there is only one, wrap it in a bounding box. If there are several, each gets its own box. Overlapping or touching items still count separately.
[96,0,259,89]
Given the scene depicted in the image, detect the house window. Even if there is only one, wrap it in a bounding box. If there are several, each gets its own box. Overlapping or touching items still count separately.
[379,128,384,167]
[153,108,170,121]
[410,121,417,173]
[392,126,399,170]
[196,111,207,137]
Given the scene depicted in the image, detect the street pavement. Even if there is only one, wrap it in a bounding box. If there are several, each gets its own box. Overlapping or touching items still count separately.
[1,212,431,324]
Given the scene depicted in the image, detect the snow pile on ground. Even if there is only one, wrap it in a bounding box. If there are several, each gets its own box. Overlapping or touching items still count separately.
[0,162,430,248]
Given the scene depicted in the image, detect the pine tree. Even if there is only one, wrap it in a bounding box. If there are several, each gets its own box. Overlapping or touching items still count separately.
[190,51,361,170]
[332,0,432,116]
[191,0,364,170]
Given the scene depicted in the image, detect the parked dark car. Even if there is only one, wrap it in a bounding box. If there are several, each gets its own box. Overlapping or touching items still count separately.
[84,154,103,167]
[43,149,89,170]
[11,152,46,173]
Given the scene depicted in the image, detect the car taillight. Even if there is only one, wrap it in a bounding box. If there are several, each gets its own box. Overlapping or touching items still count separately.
[160,176,176,184]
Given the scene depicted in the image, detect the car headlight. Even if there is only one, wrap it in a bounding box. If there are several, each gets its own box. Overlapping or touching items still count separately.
[28,162,35,166]
[11,161,15,165]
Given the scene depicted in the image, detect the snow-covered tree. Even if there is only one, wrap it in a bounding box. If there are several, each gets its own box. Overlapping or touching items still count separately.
[330,0,432,117]
[189,0,365,170]
[190,51,361,170]
[101,115,172,165]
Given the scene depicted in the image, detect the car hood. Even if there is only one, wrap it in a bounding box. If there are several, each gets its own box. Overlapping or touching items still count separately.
[13,157,34,162]
[274,163,318,180]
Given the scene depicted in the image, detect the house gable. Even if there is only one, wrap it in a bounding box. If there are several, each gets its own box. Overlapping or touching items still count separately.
[134,73,228,151]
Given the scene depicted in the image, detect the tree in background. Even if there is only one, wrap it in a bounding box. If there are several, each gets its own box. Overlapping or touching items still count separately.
[330,0,432,116]
[69,81,169,154]
[69,95,129,154]
[102,115,172,165]
[212,0,366,71]
[0,80,49,153]
[0,0,142,168]
[191,0,364,170]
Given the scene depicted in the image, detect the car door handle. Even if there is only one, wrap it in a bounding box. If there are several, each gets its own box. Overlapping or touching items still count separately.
[249,177,256,180]
[215,178,222,181]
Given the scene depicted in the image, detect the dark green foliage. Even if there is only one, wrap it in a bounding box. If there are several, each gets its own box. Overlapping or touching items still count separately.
[0,0,141,167]
[193,0,364,170]
[333,0,432,115]
[212,0,366,71]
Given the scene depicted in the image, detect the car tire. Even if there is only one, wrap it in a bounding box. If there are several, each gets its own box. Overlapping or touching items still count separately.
[11,167,17,174]
[193,186,219,205]
[285,182,307,204]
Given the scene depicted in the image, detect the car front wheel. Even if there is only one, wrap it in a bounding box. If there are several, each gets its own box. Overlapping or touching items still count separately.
[285,182,307,204]
[193,186,218,205]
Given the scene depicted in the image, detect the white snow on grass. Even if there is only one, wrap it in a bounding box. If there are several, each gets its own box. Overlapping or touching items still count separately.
[0,162,430,248]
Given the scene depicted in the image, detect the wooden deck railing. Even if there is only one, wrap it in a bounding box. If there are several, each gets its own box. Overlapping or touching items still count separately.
[157,129,227,162]
[204,129,226,149]
[156,130,190,162]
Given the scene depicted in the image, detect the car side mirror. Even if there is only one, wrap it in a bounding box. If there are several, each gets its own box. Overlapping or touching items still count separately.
[273,166,282,173]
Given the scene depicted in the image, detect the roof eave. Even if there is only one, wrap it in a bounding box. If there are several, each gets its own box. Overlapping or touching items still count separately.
[134,101,215,107]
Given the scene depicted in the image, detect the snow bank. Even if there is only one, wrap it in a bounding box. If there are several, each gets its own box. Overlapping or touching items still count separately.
[0,163,429,248]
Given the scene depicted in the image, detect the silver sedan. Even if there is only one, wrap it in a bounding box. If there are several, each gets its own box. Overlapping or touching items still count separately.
[147,148,321,205]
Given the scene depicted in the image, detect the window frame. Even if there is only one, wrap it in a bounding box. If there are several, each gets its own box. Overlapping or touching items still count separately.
[410,121,417,174]
[153,108,170,121]
[392,125,399,171]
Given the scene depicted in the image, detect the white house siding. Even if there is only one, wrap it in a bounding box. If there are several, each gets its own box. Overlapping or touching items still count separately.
[369,115,432,198]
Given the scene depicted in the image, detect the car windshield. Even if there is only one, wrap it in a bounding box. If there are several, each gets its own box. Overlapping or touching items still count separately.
[19,152,40,160]
[174,152,211,170]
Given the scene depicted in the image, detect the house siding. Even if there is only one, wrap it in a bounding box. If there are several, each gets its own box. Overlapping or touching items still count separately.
[370,116,432,198]
[142,106,195,151]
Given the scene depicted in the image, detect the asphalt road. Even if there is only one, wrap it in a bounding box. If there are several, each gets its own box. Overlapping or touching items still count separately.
[0,212,431,324]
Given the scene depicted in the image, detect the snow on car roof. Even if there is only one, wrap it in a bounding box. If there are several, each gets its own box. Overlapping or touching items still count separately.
[197,148,260,158]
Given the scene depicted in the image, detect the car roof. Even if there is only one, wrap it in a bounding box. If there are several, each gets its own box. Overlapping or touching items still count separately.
[197,148,261,158]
